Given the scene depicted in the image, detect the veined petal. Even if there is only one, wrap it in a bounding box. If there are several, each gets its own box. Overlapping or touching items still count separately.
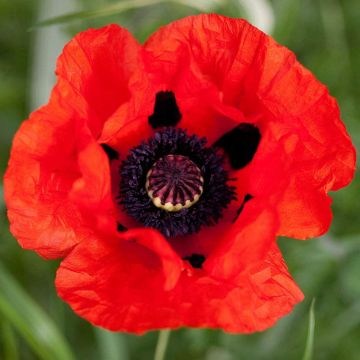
[56,237,302,333]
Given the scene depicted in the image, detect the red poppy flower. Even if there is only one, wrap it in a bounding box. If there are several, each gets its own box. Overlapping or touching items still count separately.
[4,15,355,333]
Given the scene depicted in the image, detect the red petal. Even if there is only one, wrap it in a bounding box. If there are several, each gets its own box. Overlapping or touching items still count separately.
[239,37,355,238]
[205,200,277,279]
[56,233,302,333]
[4,83,85,258]
[144,15,261,143]
[56,24,150,141]
[145,14,355,239]
[69,137,116,233]
[4,25,148,258]
[5,16,355,333]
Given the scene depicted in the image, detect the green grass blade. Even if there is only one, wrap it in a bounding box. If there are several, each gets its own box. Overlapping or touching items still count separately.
[302,299,316,360]
[31,0,165,28]
[31,0,221,29]
[1,321,19,360]
[0,263,75,360]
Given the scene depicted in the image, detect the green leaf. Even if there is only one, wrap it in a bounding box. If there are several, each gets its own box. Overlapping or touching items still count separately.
[0,263,75,360]
[302,299,316,360]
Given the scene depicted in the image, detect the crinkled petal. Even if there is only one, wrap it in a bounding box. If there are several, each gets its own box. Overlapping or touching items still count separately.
[144,14,355,239]
[4,25,149,258]
[5,16,356,334]
[56,235,302,333]
[143,15,258,144]
[240,34,355,238]
[56,24,151,141]
[205,200,278,280]
[4,83,87,258]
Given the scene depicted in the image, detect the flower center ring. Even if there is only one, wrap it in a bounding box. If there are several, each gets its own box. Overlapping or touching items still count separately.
[146,155,204,212]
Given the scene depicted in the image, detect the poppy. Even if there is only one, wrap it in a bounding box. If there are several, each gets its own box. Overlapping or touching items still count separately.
[4,15,355,333]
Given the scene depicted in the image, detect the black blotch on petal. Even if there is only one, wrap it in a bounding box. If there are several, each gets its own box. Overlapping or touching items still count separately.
[214,124,261,169]
[233,194,253,222]
[183,254,206,269]
[117,222,128,232]
[148,91,182,129]
[101,144,119,160]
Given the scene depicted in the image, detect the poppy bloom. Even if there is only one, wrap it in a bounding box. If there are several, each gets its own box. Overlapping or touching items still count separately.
[4,15,355,333]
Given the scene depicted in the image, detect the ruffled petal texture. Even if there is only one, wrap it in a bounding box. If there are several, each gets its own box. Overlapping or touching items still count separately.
[4,25,150,258]
[144,14,355,239]
[4,15,355,333]
[4,83,87,259]
[56,233,303,333]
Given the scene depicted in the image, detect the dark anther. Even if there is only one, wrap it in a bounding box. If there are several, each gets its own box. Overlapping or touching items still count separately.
[233,194,253,222]
[119,128,235,237]
[101,144,119,160]
[148,91,182,129]
[117,222,128,232]
[183,254,206,269]
[214,123,261,169]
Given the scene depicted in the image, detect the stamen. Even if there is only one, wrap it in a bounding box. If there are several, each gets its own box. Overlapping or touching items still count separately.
[119,128,235,237]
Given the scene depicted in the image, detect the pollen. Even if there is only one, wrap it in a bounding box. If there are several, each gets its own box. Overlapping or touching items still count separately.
[146,155,204,212]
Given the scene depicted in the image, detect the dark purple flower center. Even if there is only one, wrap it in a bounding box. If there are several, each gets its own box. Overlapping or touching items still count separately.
[118,128,236,238]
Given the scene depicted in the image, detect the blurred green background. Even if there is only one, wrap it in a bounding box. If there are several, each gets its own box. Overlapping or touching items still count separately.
[0,0,359,359]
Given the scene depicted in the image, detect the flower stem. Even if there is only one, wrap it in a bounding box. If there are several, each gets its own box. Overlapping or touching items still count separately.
[302,299,316,360]
[154,329,171,360]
